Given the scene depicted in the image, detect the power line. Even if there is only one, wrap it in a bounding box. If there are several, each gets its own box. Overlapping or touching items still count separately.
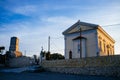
[51,36,64,39]
[102,23,120,27]
[50,38,62,51]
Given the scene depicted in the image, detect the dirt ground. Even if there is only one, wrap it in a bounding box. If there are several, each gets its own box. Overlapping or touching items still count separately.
[0,72,119,80]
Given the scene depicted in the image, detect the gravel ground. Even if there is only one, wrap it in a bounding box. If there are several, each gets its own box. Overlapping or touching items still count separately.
[0,72,119,80]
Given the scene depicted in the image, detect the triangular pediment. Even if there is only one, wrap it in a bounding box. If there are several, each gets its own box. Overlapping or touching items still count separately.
[63,20,99,35]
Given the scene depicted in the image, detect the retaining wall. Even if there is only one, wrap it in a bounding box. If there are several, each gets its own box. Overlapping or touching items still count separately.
[5,57,34,67]
[41,55,120,76]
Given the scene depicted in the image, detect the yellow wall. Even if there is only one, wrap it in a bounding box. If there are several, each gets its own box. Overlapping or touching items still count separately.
[97,27,115,56]
[15,38,19,51]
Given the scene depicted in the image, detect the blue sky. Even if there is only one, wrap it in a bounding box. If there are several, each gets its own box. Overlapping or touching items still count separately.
[0,0,120,56]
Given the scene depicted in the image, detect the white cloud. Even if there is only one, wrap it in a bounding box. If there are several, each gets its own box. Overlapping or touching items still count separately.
[11,5,38,16]
[0,16,76,56]
[41,16,77,28]
[75,4,120,26]
[1,12,120,56]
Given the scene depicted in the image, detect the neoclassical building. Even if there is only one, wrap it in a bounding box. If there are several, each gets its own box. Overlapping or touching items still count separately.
[62,20,115,59]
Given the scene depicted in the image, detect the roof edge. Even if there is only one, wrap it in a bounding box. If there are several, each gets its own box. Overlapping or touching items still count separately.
[62,20,80,35]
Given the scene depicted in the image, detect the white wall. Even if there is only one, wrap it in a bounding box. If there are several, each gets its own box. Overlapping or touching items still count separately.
[64,29,98,59]
[73,39,87,58]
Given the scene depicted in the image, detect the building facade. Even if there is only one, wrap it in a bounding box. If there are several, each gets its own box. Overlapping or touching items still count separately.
[62,20,115,59]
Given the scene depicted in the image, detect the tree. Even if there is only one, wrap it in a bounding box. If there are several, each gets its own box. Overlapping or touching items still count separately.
[43,51,65,60]
[50,53,64,60]
[0,46,5,64]
[0,46,5,53]
[46,51,50,60]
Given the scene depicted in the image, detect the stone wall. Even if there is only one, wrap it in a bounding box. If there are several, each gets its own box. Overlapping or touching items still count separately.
[41,55,120,76]
[5,56,35,67]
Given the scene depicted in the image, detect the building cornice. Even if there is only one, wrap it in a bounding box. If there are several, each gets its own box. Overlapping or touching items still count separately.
[97,26,115,43]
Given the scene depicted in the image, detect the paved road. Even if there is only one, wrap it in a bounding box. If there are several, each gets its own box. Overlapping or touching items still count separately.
[0,72,119,80]
[0,66,37,73]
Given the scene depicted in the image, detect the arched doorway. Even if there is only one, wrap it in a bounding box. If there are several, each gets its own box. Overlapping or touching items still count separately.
[69,50,72,59]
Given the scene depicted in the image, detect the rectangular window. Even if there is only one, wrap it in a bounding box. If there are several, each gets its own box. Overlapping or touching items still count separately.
[99,41,102,51]
[104,43,106,53]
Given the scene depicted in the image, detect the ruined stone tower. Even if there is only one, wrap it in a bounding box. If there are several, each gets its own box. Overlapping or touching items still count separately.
[9,37,19,51]
[9,37,22,57]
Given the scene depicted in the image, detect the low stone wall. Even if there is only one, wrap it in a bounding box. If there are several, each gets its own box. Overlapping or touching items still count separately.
[5,57,34,67]
[41,55,120,76]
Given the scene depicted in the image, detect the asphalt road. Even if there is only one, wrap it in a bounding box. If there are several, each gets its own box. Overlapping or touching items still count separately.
[0,72,119,80]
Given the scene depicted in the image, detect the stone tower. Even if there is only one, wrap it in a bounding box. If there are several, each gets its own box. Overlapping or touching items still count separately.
[9,37,22,57]
[9,37,19,51]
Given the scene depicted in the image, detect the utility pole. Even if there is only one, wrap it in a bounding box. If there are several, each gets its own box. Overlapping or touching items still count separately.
[48,36,50,52]
[80,28,82,58]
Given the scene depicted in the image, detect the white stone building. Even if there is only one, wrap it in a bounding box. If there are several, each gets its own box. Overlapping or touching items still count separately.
[62,20,115,59]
